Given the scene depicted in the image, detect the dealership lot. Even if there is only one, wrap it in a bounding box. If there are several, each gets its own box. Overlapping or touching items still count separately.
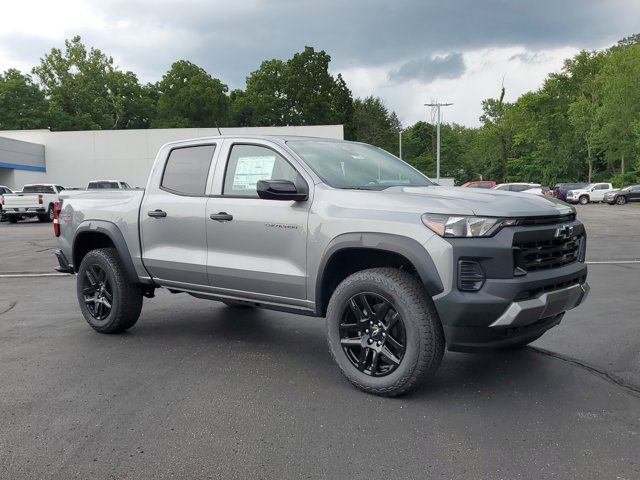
[1,204,639,479]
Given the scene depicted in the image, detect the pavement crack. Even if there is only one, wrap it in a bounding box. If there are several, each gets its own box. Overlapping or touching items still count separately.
[0,301,18,316]
[530,346,640,398]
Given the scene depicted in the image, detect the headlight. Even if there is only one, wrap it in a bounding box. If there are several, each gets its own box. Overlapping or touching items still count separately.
[421,214,518,237]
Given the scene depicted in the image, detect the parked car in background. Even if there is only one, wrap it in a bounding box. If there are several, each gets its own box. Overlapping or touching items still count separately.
[604,185,640,205]
[461,180,496,189]
[2,184,65,223]
[55,135,589,396]
[87,180,132,189]
[0,185,14,221]
[493,183,550,196]
[565,183,613,205]
[553,183,588,201]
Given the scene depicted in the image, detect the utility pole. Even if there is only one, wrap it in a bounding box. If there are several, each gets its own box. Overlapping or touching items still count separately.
[424,102,453,183]
[399,129,403,159]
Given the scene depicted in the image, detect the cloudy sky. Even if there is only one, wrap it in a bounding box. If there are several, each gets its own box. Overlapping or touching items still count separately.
[1,0,638,126]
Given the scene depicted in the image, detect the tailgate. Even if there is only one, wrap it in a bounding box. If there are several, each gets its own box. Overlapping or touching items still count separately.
[4,194,40,209]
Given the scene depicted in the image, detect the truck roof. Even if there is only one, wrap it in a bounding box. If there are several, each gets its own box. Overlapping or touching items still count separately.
[160,135,347,149]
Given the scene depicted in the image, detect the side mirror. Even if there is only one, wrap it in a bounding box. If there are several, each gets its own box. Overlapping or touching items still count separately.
[257,179,308,201]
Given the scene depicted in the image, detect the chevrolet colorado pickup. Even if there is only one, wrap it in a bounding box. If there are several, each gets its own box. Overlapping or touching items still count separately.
[55,136,589,396]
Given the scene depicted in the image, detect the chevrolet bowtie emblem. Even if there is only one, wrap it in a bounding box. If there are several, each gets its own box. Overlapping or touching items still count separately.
[555,225,574,240]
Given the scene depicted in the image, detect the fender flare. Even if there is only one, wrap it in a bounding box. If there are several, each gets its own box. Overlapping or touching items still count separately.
[73,220,140,284]
[315,232,444,314]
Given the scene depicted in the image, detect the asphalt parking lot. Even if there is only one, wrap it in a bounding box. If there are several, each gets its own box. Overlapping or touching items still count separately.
[1,204,639,479]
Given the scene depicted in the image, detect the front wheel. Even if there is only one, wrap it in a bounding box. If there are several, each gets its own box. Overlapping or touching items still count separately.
[578,195,589,205]
[7,215,18,223]
[616,195,627,205]
[77,248,143,333]
[326,268,444,396]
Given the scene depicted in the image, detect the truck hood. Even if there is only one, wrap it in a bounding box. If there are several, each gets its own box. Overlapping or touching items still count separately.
[380,186,575,217]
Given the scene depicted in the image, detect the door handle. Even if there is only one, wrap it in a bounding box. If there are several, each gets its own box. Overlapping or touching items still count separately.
[148,209,167,218]
[209,212,233,222]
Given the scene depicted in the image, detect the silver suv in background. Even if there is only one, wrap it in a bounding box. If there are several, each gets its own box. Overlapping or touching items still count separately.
[54,136,589,396]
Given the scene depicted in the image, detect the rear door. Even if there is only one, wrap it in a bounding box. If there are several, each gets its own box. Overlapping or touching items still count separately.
[205,140,312,301]
[140,143,218,287]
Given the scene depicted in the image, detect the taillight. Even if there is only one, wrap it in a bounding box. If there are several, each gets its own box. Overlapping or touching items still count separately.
[1,195,4,206]
[38,194,43,205]
[53,201,62,237]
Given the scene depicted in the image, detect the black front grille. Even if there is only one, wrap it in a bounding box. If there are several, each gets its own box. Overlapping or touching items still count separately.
[514,234,583,272]
[519,213,576,226]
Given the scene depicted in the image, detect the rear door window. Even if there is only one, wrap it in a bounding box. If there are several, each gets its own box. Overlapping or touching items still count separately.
[161,145,216,195]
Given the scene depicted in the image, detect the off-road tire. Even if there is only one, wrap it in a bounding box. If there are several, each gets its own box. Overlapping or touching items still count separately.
[326,267,445,397]
[578,195,589,205]
[77,248,143,334]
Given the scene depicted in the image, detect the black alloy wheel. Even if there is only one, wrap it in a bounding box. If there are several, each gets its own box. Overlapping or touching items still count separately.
[82,264,113,321]
[339,292,406,377]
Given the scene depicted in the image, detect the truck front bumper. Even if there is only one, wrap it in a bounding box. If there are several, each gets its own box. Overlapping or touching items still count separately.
[432,219,589,351]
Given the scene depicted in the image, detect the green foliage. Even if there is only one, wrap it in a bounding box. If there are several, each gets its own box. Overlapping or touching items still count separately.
[0,69,48,129]
[32,36,154,130]
[232,47,354,130]
[3,34,640,189]
[152,60,229,128]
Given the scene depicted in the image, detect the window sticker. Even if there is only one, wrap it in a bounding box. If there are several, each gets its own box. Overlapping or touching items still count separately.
[232,155,276,191]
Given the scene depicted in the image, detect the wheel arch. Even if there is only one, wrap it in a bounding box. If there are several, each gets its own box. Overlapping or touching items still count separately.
[72,221,140,284]
[315,233,444,316]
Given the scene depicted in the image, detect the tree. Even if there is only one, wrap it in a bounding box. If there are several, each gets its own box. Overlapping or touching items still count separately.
[566,51,605,182]
[0,69,48,130]
[236,47,354,129]
[153,60,229,128]
[350,96,400,152]
[596,41,640,175]
[32,36,153,130]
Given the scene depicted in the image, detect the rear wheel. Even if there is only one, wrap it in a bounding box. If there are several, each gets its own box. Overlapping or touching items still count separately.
[40,205,54,222]
[77,248,143,334]
[616,195,627,205]
[326,267,444,396]
[579,195,589,205]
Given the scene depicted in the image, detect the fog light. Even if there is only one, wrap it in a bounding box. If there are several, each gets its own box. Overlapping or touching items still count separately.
[458,260,485,291]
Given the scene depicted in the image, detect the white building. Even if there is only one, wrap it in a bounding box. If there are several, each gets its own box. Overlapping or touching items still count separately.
[0,125,343,190]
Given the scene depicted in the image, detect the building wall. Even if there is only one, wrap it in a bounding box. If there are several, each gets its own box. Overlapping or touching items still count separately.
[0,125,343,190]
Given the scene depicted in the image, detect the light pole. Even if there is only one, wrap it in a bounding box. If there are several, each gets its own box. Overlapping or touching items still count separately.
[424,102,453,183]
[399,129,403,160]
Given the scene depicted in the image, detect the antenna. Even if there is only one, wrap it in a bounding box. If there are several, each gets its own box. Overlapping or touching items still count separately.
[214,121,222,136]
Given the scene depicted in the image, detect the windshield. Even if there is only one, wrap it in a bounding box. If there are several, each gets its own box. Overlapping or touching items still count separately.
[286,140,433,190]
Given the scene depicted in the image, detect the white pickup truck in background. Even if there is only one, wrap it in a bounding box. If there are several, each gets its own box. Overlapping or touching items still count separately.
[2,184,66,223]
[565,183,614,205]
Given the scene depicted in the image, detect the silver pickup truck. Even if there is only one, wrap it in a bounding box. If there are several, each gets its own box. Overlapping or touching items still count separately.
[55,135,589,396]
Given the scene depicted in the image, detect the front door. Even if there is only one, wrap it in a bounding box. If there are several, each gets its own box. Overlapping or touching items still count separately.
[141,144,217,286]
[206,141,311,300]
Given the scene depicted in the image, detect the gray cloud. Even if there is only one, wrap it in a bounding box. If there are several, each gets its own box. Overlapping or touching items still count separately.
[1,0,639,89]
[389,52,465,84]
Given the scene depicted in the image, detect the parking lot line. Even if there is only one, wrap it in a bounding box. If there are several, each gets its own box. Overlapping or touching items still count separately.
[0,272,71,278]
[586,260,640,264]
